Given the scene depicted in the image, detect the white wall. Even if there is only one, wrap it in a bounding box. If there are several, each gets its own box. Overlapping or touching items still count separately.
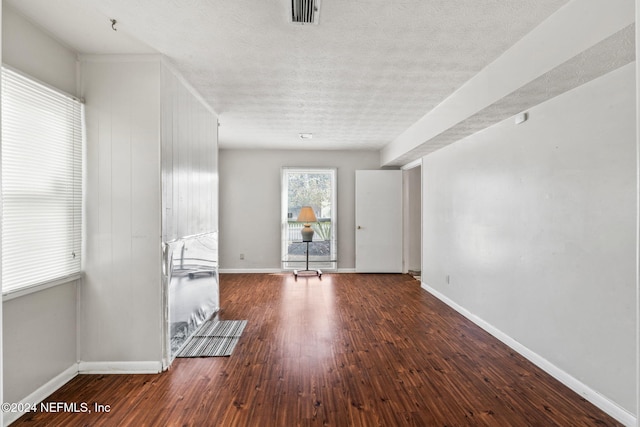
[81,56,219,369]
[422,63,637,419]
[160,62,219,363]
[1,3,4,425]
[219,149,380,270]
[2,4,77,96]
[161,64,218,242]
[2,3,79,413]
[81,56,163,367]
[635,1,639,422]
[3,284,77,403]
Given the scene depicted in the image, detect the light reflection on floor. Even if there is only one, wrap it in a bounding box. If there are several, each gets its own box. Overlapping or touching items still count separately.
[279,274,336,360]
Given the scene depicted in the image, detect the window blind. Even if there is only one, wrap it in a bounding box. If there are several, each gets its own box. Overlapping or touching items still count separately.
[1,67,83,293]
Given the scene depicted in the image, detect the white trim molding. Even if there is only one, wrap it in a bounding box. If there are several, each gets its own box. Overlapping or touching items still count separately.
[420,281,636,427]
[78,54,161,63]
[218,268,284,274]
[2,274,81,302]
[218,268,357,274]
[78,361,163,375]
[3,364,79,427]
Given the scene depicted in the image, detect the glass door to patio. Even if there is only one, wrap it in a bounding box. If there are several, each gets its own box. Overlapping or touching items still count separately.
[281,168,337,270]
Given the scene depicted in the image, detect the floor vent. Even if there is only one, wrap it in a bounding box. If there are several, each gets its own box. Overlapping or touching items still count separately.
[291,0,320,25]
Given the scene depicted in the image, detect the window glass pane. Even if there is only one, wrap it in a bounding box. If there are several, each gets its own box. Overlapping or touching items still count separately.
[282,168,337,270]
[1,68,83,293]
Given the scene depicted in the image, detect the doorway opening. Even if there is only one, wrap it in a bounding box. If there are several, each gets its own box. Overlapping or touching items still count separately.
[403,161,422,280]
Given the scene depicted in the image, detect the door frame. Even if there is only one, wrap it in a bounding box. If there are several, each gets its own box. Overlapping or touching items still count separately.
[401,158,423,276]
[280,167,338,271]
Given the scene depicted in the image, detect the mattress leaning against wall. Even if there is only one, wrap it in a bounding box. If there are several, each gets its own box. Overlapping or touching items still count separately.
[164,233,219,359]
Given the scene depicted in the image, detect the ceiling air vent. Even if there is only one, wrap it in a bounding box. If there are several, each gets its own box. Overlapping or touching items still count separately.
[291,0,320,25]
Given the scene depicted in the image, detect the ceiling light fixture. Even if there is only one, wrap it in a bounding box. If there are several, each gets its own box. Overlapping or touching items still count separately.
[299,133,313,140]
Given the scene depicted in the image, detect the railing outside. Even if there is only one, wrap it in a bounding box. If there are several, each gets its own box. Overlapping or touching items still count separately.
[286,218,331,242]
[283,219,336,269]
[287,221,305,242]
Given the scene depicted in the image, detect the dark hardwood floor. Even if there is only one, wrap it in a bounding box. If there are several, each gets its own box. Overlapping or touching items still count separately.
[14,273,621,426]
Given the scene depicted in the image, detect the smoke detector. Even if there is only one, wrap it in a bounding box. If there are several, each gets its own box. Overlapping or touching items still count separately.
[290,0,321,25]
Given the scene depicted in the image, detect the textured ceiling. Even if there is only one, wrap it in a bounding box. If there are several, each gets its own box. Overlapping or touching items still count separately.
[389,23,637,166]
[7,0,569,155]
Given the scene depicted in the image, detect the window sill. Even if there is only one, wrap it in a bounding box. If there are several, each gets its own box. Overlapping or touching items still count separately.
[2,273,82,302]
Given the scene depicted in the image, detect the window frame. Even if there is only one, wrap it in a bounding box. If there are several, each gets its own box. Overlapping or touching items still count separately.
[281,167,337,271]
[1,65,84,298]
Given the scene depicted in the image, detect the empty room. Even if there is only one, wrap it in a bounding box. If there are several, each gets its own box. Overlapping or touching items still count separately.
[1,0,638,426]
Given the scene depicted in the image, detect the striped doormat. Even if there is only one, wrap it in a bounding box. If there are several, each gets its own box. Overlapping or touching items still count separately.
[196,319,247,338]
[177,320,247,358]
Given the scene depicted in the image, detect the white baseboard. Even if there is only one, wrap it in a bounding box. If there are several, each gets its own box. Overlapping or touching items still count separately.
[420,282,636,427]
[219,268,284,274]
[3,364,79,427]
[78,360,163,374]
[219,268,357,274]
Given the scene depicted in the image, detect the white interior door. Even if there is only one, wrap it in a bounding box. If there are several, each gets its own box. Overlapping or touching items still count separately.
[355,170,403,272]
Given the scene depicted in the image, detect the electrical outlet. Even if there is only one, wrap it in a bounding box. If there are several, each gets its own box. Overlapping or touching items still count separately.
[240,253,245,260]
